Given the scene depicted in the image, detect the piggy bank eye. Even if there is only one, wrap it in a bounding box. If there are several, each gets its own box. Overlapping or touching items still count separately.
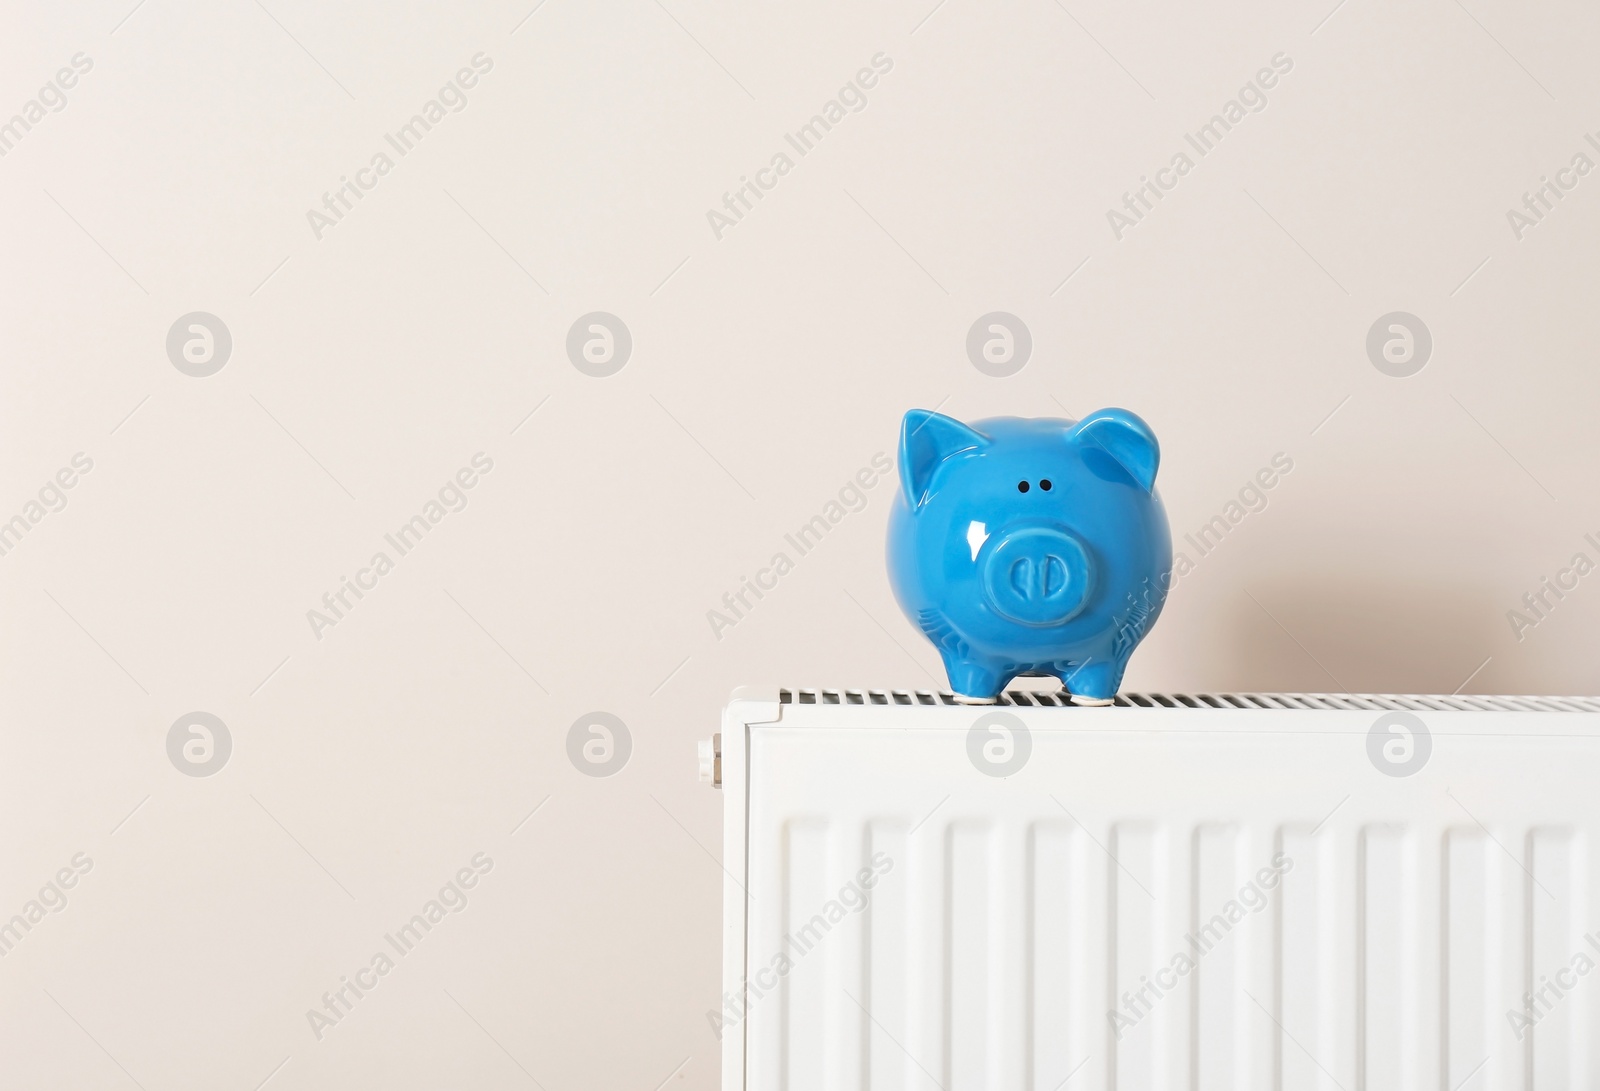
[1040,479,1052,491]
[1016,480,1029,493]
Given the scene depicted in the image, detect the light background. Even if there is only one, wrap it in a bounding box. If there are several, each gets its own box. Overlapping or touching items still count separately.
[2,0,1597,1086]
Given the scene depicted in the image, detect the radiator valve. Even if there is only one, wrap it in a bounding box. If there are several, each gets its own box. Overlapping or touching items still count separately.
[698,733,721,788]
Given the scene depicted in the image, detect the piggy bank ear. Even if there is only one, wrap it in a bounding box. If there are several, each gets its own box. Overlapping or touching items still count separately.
[1067,408,1160,492]
[899,409,989,509]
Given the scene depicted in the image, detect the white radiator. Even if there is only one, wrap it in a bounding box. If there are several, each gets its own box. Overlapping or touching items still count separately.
[708,687,1600,1091]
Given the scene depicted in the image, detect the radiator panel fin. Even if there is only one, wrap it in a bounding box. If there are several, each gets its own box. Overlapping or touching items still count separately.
[738,710,1600,1090]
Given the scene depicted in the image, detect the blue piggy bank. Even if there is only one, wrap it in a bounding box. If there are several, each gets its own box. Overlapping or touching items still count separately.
[887,409,1172,704]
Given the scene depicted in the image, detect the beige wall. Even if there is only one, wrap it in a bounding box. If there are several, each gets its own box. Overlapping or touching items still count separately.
[2,0,1597,1085]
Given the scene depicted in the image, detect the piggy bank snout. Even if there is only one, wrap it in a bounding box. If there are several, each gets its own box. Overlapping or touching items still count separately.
[980,526,1093,627]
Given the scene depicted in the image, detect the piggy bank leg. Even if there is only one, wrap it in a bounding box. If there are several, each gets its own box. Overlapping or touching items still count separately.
[943,655,1007,704]
[1061,658,1122,706]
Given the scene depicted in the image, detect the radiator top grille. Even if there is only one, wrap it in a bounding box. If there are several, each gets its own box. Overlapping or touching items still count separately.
[776,688,1600,713]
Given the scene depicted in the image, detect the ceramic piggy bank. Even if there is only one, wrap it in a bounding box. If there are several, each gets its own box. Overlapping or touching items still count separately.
[887,409,1172,704]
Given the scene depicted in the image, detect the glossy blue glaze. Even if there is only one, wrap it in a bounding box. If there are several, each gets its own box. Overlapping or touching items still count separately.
[886,409,1172,703]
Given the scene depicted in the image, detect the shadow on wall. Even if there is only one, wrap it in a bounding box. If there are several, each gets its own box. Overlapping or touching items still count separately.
[1212,577,1507,696]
